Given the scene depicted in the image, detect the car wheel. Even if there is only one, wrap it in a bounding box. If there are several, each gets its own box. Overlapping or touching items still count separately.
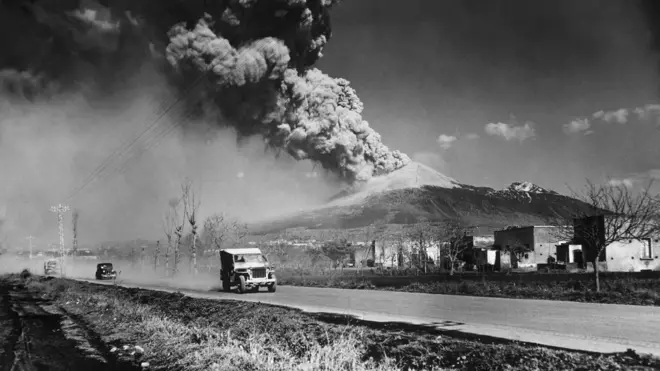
[222,278,231,292]
[238,275,246,293]
[268,281,277,293]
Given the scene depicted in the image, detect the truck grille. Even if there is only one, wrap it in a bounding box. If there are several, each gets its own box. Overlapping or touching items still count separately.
[251,268,266,278]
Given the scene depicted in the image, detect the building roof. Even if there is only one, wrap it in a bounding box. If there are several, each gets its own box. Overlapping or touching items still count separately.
[496,225,570,232]
[472,236,495,249]
[221,248,263,255]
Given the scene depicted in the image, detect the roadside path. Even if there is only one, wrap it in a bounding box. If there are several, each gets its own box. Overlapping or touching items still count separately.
[75,277,660,357]
[0,280,140,371]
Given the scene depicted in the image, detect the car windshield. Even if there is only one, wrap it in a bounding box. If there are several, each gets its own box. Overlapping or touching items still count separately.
[234,254,266,263]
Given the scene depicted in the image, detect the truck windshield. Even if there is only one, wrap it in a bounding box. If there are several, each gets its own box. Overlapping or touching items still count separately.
[234,254,267,263]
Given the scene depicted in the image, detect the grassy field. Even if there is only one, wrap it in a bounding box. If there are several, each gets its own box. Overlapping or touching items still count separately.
[5,272,660,371]
[277,270,660,306]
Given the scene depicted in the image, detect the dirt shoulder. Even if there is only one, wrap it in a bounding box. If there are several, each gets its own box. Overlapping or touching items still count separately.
[7,274,660,371]
[278,272,660,306]
[0,274,142,371]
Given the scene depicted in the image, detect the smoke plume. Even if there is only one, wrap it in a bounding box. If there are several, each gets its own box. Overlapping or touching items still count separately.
[0,0,410,245]
[164,5,410,183]
[2,0,408,184]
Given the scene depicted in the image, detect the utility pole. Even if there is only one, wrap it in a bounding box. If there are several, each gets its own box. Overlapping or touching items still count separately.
[25,236,35,259]
[50,204,70,278]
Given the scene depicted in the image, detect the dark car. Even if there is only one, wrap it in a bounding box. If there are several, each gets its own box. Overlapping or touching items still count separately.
[95,263,117,280]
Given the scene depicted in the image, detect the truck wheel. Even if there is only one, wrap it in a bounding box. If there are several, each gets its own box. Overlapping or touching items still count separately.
[238,275,246,293]
[222,278,231,292]
[268,281,277,293]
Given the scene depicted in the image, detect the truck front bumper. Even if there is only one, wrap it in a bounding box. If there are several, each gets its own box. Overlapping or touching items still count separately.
[245,277,277,287]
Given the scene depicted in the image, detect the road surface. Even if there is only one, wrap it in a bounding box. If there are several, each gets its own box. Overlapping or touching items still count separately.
[76,277,660,357]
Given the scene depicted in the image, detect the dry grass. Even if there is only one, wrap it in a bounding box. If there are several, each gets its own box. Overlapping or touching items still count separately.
[20,277,398,371]
[9,274,660,371]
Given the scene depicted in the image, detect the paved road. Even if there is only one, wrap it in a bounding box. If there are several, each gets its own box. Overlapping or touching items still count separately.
[76,277,660,357]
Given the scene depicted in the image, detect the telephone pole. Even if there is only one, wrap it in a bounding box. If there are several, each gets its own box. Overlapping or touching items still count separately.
[50,204,70,277]
[25,236,35,259]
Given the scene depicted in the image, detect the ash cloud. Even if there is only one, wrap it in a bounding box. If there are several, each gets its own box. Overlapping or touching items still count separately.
[165,6,409,183]
[2,0,408,182]
[1,0,390,247]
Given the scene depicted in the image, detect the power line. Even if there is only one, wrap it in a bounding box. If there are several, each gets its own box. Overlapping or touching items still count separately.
[113,108,196,176]
[65,73,208,203]
[65,90,194,202]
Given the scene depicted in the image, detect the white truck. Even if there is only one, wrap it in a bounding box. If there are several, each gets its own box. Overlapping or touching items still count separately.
[220,248,277,293]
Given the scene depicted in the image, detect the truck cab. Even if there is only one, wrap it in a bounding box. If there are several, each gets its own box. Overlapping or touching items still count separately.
[220,248,277,293]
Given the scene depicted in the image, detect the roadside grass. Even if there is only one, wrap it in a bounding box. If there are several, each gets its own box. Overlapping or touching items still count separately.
[5,274,660,371]
[278,273,660,306]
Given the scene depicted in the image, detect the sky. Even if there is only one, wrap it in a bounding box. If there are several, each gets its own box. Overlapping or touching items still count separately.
[2,0,660,246]
[317,0,660,194]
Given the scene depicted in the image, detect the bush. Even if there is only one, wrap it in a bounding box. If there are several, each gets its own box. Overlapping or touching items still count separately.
[20,268,32,280]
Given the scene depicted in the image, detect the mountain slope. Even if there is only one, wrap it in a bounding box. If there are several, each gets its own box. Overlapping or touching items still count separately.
[251,162,595,235]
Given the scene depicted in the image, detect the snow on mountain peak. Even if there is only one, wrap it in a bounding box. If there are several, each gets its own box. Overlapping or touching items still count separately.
[508,182,538,193]
[506,181,557,195]
[484,181,558,203]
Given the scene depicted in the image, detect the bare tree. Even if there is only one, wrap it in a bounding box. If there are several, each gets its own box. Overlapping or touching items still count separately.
[183,180,201,275]
[437,218,473,276]
[202,213,248,270]
[154,240,160,271]
[406,221,438,274]
[372,221,390,268]
[202,214,226,272]
[162,198,179,276]
[556,179,660,292]
[170,181,191,276]
[321,235,354,273]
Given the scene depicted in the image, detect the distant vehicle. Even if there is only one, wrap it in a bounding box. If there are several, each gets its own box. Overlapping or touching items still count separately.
[44,259,58,276]
[95,263,117,280]
[220,248,277,294]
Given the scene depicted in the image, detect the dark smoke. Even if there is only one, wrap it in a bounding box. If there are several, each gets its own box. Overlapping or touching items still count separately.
[0,0,409,184]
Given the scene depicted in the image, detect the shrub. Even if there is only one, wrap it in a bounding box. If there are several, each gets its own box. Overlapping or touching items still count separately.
[20,268,32,280]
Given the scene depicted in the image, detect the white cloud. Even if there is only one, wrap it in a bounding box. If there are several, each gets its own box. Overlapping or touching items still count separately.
[464,133,480,140]
[583,104,660,133]
[606,170,660,190]
[305,171,319,178]
[484,122,536,141]
[593,108,629,124]
[412,151,446,172]
[437,134,457,149]
[632,104,660,126]
[607,178,634,188]
[563,118,591,135]
[236,172,245,179]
